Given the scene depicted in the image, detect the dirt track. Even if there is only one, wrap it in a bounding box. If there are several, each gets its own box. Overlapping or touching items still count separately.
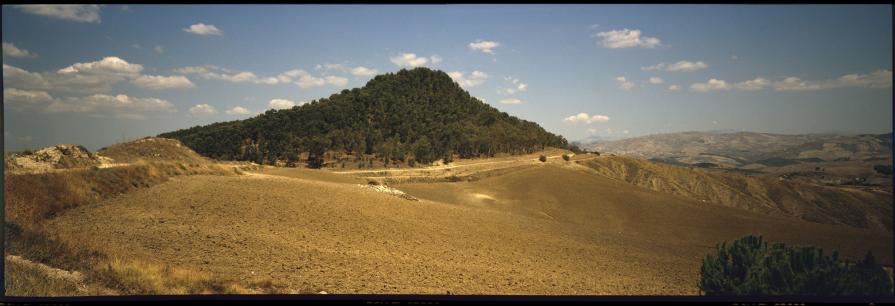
[43,164,892,295]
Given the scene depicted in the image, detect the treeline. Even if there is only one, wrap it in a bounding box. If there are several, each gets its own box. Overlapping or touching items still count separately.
[159,68,569,167]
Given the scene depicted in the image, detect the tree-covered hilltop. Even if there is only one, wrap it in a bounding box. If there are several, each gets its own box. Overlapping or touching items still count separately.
[158,67,568,167]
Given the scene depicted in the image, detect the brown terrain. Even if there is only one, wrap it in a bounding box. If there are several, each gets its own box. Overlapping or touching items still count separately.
[4,138,893,296]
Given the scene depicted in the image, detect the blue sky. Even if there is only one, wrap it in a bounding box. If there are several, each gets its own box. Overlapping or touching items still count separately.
[3,4,892,151]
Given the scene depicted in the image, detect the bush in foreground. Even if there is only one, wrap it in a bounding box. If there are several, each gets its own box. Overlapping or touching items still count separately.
[539,155,547,162]
[698,235,892,296]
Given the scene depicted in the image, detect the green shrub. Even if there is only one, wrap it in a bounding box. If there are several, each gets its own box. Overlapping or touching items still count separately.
[699,235,892,296]
[538,155,547,162]
[562,154,570,161]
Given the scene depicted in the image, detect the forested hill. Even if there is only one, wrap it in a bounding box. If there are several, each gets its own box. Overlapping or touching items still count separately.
[158,68,568,166]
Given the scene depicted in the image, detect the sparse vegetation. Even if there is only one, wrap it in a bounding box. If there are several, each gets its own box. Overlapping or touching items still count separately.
[539,155,547,162]
[698,235,893,296]
[562,154,570,161]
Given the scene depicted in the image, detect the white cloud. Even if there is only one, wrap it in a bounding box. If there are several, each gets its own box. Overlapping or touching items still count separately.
[3,64,50,90]
[430,54,443,64]
[350,66,378,76]
[667,61,709,72]
[642,60,708,72]
[177,65,280,85]
[188,104,217,115]
[648,77,664,84]
[593,29,660,49]
[390,53,429,68]
[154,45,165,54]
[562,113,610,124]
[132,75,195,90]
[690,79,731,92]
[774,70,892,91]
[832,70,892,88]
[731,55,739,60]
[269,99,302,109]
[3,42,38,58]
[325,75,349,87]
[3,62,135,93]
[58,56,143,76]
[499,98,522,105]
[615,76,635,91]
[469,40,500,54]
[734,77,770,91]
[225,106,251,115]
[16,5,101,23]
[448,70,489,88]
[184,23,223,36]
[4,88,54,111]
[668,85,681,91]
[623,130,630,134]
[498,77,528,95]
[46,94,176,115]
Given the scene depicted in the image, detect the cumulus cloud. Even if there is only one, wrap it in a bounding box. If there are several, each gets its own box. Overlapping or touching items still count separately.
[225,106,251,115]
[58,56,143,76]
[734,77,770,91]
[41,94,176,116]
[448,71,489,88]
[468,40,500,54]
[686,70,892,93]
[498,77,528,95]
[269,99,304,109]
[690,79,731,92]
[184,23,223,36]
[430,54,443,64]
[390,53,430,68]
[3,42,38,58]
[15,5,101,23]
[774,70,892,91]
[648,77,664,84]
[4,88,54,111]
[641,60,708,72]
[3,64,51,90]
[350,66,378,76]
[169,66,348,89]
[324,75,349,87]
[562,113,610,124]
[6,59,143,94]
[615,76,635,91]
[668,85,681,91]
[131,75,195,90]
[499,98,522,105]
[593,29,660,49]
[188,104,217,115]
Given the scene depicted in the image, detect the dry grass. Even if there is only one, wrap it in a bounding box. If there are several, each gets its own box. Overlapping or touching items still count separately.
[5,161,240,230]
[4,257,86,297]
[2,161,285,296]
[97,137,209,164]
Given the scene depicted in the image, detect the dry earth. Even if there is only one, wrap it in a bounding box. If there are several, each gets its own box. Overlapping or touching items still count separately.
[40,158,892,295]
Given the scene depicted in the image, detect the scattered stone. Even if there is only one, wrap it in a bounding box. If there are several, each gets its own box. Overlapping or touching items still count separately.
[360,184,419,201]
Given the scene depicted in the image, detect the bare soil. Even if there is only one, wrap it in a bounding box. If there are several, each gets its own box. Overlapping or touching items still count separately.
[41,162,892,295]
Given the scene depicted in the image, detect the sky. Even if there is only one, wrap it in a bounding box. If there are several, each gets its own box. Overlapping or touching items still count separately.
[2,4,892,151]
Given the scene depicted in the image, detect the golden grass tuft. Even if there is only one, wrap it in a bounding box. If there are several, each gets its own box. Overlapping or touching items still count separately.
[4,257,85,297]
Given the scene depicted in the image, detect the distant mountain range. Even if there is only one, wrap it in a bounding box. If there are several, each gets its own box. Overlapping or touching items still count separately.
[587,131,892,169]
